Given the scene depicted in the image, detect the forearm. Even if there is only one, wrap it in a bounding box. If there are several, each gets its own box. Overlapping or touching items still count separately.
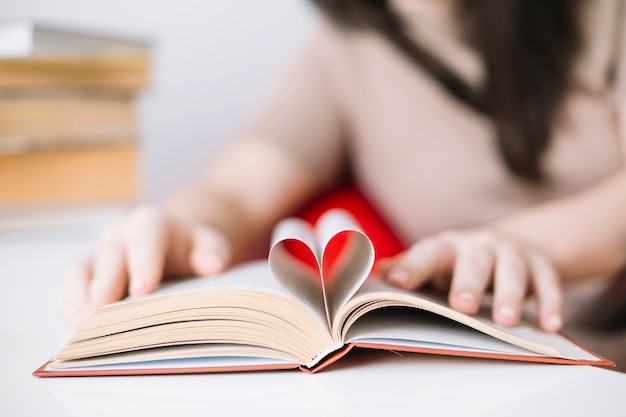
[164,138,321,261]
[491,169,626,281]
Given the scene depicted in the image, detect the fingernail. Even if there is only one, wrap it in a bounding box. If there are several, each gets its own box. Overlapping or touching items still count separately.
[456,292,476,311]
[199,252,224,275]
[499,305,517,324]
[130,279,147,297]
[388,269,410,285]
[545,313,563,332]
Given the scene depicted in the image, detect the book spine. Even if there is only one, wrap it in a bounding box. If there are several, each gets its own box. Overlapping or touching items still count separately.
[0,98,136,152]
[0,58,149,90]
[303,342,345,370]
[0,146,139,203]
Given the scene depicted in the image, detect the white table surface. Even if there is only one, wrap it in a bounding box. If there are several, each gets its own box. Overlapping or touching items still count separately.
[1,218,626,417]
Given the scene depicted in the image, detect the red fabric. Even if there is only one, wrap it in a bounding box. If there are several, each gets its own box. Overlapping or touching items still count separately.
[297,186,406,262]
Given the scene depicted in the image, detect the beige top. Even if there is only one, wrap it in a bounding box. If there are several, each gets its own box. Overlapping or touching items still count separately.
[247,0,626,244]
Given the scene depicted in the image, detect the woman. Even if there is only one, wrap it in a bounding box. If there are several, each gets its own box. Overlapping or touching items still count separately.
[62,0,626,337]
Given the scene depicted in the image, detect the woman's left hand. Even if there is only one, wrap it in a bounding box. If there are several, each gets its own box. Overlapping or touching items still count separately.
[379,230,563,332]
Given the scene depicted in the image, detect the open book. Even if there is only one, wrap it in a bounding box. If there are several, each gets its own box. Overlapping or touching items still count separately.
[34,210,613,376]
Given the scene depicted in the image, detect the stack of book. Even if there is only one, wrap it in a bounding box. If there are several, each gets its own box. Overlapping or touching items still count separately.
[0,20,150,207]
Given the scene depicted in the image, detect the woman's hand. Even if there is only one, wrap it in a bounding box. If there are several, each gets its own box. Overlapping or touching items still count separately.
[380,230,563,332]
[60,205,232,326]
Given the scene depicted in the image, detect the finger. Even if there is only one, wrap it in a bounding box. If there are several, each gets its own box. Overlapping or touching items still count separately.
[492,245,528,326]
[386,237,455,290]
[374,257,397,275]
[60,255,93,322]
[449,244,495,314]
[125,206,170,297]
[89,240,128,308]
[189,226,232,276]
[529,254,563,332]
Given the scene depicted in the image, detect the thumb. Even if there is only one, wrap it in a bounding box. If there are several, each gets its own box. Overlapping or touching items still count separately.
[188,226,232,276]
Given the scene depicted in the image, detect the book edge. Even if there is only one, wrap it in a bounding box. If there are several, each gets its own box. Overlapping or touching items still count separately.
[350,341,615,367]
[33,336,615,378]
[32,358,301,377]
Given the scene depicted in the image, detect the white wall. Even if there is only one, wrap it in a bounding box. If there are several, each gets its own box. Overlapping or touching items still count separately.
[0,0,318,201]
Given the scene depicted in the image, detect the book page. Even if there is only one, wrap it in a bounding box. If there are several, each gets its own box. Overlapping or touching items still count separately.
[337,280,600,361]
[315,210,375,324]
[148,261,287,296]
[48,344,299,370]
[268,218,327,325]
[268,210,374,330]
[345,308,548,357]
[87,260,332,331]
[113,260,327,328]
[58,260,336,366]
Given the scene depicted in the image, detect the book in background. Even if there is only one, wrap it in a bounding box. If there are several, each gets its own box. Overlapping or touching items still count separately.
[0,20,151,230]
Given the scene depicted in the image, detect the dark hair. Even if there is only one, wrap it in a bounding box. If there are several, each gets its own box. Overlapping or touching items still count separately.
[311,0,584,182]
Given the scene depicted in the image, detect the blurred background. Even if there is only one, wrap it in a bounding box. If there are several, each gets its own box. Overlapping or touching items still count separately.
[0,0,317,216]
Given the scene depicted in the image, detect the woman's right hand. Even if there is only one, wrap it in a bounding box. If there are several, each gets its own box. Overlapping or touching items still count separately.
[60,205,232,326]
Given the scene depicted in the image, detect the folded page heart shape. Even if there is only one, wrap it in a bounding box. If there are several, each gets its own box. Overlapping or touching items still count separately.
[269,209,375,329]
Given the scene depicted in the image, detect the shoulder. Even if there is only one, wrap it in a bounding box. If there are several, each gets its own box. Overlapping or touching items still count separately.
[575,0,623,93]
[305,19,375,64]
[297,19,388,96]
